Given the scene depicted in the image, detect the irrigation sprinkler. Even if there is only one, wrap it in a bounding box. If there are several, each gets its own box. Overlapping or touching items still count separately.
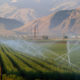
[67,41,71,66]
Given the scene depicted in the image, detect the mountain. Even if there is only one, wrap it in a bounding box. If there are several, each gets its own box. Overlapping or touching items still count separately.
[50,0,80,12]
[9,0,80,17]
[0,3,37,24]
[13,9,80,37]
[0,17,24,37]
[9,8,37,23]
[0,0,80,23]
[0,17,23,30]
[0,25,15,36]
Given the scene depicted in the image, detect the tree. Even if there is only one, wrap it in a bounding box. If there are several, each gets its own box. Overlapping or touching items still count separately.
[64,35,68,39]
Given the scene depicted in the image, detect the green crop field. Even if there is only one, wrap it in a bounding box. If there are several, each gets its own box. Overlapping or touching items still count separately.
[0,40,80,80]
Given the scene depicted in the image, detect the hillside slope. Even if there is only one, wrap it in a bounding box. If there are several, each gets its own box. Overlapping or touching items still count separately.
[14,9,80,37]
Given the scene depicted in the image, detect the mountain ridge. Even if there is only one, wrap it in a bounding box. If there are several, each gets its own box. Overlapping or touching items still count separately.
[13,9,80,37]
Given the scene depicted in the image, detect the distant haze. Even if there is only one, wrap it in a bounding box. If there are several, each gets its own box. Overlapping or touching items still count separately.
[0,0,80,18]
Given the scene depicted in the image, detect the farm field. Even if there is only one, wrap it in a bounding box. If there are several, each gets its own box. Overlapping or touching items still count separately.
[0,39,80,80]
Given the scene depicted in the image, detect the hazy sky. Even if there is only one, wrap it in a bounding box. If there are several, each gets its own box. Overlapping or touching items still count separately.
[0,0,80,17]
